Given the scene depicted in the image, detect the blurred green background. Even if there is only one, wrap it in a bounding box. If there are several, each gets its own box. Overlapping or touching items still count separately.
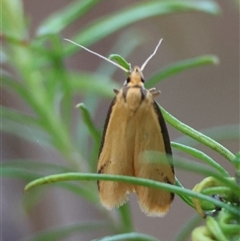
[2,0,239,241]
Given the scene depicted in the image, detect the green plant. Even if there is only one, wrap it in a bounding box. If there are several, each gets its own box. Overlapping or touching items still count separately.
[2,0,239,240]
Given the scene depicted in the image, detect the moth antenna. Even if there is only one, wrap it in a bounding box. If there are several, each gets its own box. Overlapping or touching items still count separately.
[140,38,163,71]
[64,39,129,73]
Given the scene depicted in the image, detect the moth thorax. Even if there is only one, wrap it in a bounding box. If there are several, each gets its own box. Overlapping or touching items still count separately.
[123,87,144,113]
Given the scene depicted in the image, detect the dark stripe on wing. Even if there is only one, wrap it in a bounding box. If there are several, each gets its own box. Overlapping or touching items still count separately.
[98,97,116,158]
[153,101,174,174]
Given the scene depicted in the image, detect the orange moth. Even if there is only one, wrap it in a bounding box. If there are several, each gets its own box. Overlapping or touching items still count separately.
[65,39,175,217]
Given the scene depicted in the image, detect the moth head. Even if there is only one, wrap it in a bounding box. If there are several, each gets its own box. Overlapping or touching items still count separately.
[124,66,144,87]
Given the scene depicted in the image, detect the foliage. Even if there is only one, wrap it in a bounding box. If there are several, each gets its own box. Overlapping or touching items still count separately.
[1,0,239,241]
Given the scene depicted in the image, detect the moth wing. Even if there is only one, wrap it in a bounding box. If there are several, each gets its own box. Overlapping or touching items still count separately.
[134,100,174,217]
[97,95,134,209]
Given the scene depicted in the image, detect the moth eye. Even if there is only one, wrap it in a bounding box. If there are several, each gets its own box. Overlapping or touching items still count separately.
[141,78,145,83]
[124,77,130,85]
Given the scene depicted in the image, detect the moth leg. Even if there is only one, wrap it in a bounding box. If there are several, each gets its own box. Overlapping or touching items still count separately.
[149,88,161,97]
[113,89,119,94]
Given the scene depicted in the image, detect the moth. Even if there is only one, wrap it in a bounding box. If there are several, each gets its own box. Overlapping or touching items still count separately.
[65,39,175,217]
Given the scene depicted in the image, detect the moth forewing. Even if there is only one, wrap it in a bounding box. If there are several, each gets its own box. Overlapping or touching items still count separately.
[126,83,174,217]
[136,150,174,217]
[97,92,135,209]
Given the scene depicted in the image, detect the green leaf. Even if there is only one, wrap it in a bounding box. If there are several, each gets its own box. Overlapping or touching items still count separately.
[2,0,26,38]
[2,164,98,203]
[92,232,159,241]
[65,0,220,55]
[233,152,240,170]
[96,30,143,76]
[206,216,229,241]
[1,119,51,147]
[76,103,101,144]
[171,142,229,176]
[218,211,240,235]
[69,72,119,98]
[108,54,131,72]
[174,124,240,147]
[2,167,40,181]
[22,222,110,241]
[24,172,240,216]
[160,106,236,163]
[1,106,40,127]
[172,156,239,195]
[173,214,201,241]
[202,187,232,196]
[117,204,133,233]
[37,0,100,36]
[2,74,33,105]
[2,160,72,173]
[175,177,194,207]
[146,55,219,88]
